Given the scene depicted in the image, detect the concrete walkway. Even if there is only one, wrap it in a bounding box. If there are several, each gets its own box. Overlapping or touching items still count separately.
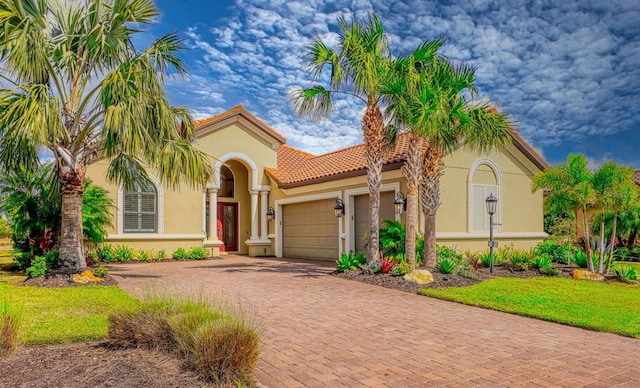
[111,256,639,387]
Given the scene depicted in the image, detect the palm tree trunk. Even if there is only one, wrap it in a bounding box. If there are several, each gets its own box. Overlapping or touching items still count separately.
[402,134,423,269]
[598,218,605,273]
[363,100,387,263]
[628,227,638,249]
[582,206,594,272]
[58,163,86,274]
[605,213,618,274]
[420,145,443,268]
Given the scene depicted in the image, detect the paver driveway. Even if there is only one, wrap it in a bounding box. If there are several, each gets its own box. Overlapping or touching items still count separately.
[111,256,640,387]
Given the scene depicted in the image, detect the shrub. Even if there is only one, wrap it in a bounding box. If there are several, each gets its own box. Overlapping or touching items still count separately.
[614,247,631,261]
[530,256,553,270]
[0,218,10,239]
[380,257,396,274]
[173,248,188,260]
[480,252,493,268]
[99,245,116,263]
[538,265,560,276]
[379,220,405,258]
[572,249,597,269]
[135,249,153,262]
[534,240,571,264]
[415,234,424,266]
[0,300,22,359]
[391,262,412,276]
[336,252,364,272]
[509,250,531,271]
[435,257,457,274]
[116,245,134,262]
[26,255,49,278]
[156,249,167,261]
[614,265,638,283]
[436,245,459,261]
[361,260,381,274]
[465,251,482,271]
[93,265,109,278]
[188,247,209,260]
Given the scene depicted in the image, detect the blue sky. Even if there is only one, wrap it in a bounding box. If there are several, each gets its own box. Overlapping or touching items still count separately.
[146,0,640,169]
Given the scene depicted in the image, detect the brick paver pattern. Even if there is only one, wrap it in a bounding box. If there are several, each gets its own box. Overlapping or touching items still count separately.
[112,256,640,387]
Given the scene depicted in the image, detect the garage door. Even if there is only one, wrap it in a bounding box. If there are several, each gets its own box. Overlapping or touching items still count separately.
[354,191,396,254]
[283,198,339,260]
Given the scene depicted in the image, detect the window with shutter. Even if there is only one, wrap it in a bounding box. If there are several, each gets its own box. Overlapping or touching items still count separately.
[123,181,157,233]
[471,184,498,232]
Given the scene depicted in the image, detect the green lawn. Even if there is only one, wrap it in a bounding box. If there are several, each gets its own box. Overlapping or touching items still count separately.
[419,277,640,338]
[1,240,140,345]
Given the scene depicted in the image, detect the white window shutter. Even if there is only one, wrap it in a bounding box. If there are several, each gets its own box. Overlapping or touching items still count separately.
[472,185,485,231]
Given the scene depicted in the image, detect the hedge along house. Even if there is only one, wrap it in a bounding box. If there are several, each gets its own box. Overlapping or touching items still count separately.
[86,105,549,260]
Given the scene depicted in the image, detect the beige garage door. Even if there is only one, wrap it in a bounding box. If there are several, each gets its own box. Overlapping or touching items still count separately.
[354,191,396,254]
[283,199,339,260]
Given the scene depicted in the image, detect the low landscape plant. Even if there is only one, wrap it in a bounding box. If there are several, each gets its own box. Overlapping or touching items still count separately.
[435,257,457,274]
[614,265,638,283]
[0,299,22,358]
[538,265,560,276]
[93,265,109,278]
[336,252,365,272]
[614,247,631,261]
[135,249,154,262]
[361,260,381,274]
[157,249,167,261]
[99,245,117,263]
[116,245,134,263]
[509,250,531,271]
[173,248,188,260]
[572,249,597,269]
[530,256,552,270]
[465,251,482,271]
[391,262,412,276]
[380,257,396,274]
[109,295,261,386]
[188,247,209,260]
[534,240,572,264]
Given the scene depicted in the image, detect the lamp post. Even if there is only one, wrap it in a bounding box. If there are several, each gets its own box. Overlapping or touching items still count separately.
[485,193,498,273]
[394,192,407,215]
[334,198,345,218]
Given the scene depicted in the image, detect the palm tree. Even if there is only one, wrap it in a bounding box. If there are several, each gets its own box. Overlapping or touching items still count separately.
[417,60,512,268]
[292,15,394,263]
[532,153,595,271]
[0,0,211,273]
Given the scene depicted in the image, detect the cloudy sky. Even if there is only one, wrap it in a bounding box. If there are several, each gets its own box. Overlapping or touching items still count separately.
[146,0,640,168]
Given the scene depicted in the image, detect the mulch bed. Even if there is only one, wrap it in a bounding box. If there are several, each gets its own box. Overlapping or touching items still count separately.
[332,263,608,294]
[19,273,118,287]
[0,342,210,388]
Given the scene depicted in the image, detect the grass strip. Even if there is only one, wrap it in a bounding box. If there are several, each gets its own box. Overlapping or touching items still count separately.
[419,277,640,338]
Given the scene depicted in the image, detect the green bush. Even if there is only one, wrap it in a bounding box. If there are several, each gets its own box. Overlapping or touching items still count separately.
[379,220,405,258]
[116,245,134,262]
[0,218,10,239]
[435,257,457,274]
[572,249,597,269]
[0,299,23,358]
[93,265,109,278]
[391,262,412,275]
[614,247,631,261]
[480,252,493,268]
[538,265,560,276]
[99,245,116,263]
[135,249,154,262]
[509,250,531,271]
[336,252,364,272]
[534,240,572,264]
[188,247,209,260]
[530,256,553,270]
[25,250,58,279]
[614,265,638,283]
[173,248,188,260]
[156,249,167,261]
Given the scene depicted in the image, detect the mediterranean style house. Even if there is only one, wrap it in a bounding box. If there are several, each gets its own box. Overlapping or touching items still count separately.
[86,105,549,260]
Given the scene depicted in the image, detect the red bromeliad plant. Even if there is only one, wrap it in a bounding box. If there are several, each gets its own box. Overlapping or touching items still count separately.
[381,257,397,274]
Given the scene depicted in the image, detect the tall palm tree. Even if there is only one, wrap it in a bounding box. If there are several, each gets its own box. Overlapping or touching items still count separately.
[417,59,512,268]
[0,0,211,273]
[292,15,394,263]
[532,153,595,271]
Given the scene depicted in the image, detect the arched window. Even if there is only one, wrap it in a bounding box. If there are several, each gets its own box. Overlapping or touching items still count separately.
[123,181,157,233]
[468,158,502,233]
[220,165,234,198]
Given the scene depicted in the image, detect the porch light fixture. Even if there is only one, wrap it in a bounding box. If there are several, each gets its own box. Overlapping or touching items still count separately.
[485,193,498,273]
[334,198,345,218]
[394,192,407,215]
[266,207,275,222]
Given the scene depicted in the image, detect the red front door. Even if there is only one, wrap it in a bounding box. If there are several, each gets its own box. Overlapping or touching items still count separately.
[217,202,238,252]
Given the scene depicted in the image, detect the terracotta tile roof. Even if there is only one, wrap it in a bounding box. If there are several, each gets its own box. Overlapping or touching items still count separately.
[265,133,411,187]
[194,105,287,144]
[634,170,640,186]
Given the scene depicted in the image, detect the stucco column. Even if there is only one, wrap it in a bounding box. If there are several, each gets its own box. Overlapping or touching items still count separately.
[208,188,218,241]
[260,191,268,240]
[250,190,259,240]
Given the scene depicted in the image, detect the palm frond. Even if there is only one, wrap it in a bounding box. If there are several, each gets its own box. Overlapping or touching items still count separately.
[290,85,333,121]
[105,153,151,191]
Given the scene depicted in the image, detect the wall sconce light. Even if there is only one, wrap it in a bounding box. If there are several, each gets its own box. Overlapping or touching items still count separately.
[334,198,345,218]
[394,192,407,215]
[266,207,275,222]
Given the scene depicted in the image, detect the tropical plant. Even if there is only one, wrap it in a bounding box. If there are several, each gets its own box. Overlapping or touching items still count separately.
[572,249,596,269]
[530,256,553,270]
[292,15,396,263]
[93,265,108,278]
[614,247,631,261]
[380,257,396,274]
[533,240,572,264]
[336,252,365,272]
[0,218,9,239]
[390,261,412,275]
[115,245,134,263]
[509,250,531,271]
[532,154,595,271]
[613,265,638,283]
[465,251,482,271]
[435,257,457,274]
[188,247,209,260]
[99,245,116,263]
[379,220,406,258]
[135,249,154,262]
[156,249,167,261]
[173,248,188,260]
[0,0,212,274]
[361,260,382,274]
[538,265,560,276]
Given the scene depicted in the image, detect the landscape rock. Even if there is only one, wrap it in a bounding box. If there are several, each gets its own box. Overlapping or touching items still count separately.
[403,270,434,285]
[572,269,605,281]
[72,270,103,284]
